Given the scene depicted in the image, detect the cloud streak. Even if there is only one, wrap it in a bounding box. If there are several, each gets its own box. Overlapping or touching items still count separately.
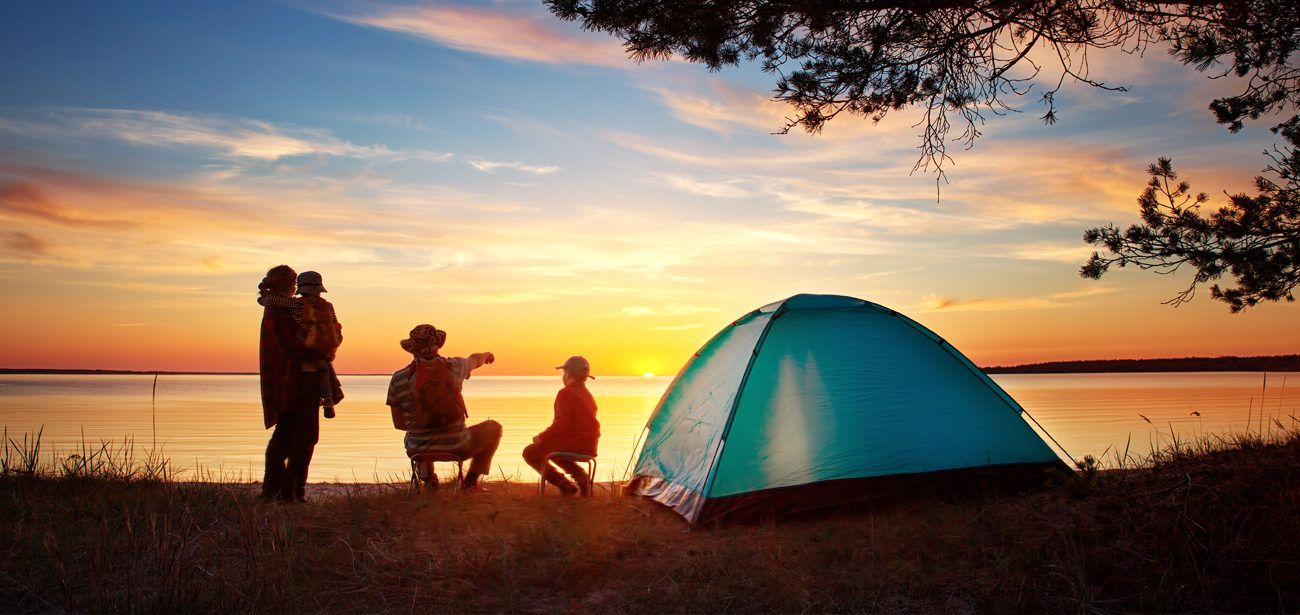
[654,173,752,198]
[920,286,1118,313]
[0,231,50,260]
[651,323,705,331]
[607,303,721,318]
[645,78,940,143]
[0,109,453,163]
[1002,241,1101,264]
[468,159,561,175]
[0,181,133,229]
[327,2,632,68]
[453,286,708,305]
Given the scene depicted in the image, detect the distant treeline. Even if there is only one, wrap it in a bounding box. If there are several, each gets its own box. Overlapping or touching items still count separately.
[983,355,1300,374]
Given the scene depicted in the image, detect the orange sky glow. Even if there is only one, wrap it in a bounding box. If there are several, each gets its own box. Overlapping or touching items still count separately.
[1,2,1297,376]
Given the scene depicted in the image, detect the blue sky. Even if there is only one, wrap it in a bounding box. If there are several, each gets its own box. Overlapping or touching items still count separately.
[1,0,1295,375]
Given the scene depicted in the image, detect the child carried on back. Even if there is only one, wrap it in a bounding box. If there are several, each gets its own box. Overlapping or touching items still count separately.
[257,270,343,418]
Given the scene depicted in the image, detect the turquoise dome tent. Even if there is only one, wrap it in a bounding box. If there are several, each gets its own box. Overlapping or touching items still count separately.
[626,294,1069,526]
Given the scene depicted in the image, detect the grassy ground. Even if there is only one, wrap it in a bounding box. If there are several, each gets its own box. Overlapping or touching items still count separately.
[2,429,1299,614]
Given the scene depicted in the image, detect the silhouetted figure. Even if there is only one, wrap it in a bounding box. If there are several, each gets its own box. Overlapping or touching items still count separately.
[387,324,499,491]
[258,265,341,503]
[258,270,343,418]
[524,356,600,496]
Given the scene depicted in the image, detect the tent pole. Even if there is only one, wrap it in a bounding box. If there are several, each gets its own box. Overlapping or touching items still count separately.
[621,424,649,482]
[699,306,785,500]
[1021,409,1077,466]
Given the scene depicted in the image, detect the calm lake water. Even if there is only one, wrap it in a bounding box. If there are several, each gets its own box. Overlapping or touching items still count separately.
[1,372,1297,484]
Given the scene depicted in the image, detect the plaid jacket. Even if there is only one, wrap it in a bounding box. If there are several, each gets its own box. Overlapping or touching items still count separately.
[259,305,340,428]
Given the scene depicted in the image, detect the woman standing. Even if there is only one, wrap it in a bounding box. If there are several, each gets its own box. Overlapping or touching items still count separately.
[258,265,340,502]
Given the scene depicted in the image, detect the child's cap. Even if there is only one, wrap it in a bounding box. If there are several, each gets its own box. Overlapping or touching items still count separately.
[556,356,594,379]
[296,271,327,293]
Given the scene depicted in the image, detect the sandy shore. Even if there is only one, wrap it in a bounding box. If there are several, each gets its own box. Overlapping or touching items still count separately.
[245,479,564,500]
[234,481,400,500]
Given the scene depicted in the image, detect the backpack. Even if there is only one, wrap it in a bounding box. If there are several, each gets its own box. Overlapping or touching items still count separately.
[298,296,341,352]
[404,358,468,431]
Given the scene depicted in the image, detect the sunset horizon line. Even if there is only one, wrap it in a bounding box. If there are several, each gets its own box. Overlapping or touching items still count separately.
[5,353,1298,377]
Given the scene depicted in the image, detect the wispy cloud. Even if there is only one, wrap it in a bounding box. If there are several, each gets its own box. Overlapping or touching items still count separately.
[0,231,50,260]
[856,266,926,280]
[0,158,727,292]
[632,62,1264,233]
[778,191,996,236]
[452,286,707,305]
[645,79,929,141]
[645,84,790,136]
[922,295,1051,312]
[1002,241,1100,264]
[323,2,632,68]
[425,247,470,271]
[940,139,1154,222]
[56,279,226,295]
[652,323,705,331]
[0,109,453,163]
[605,303,721,319]
[492,238,708,281]
[1053,287,1120,301]
[454,289,560,304]
[599,122,920,187]
[0,161,409,272]
[0,181,133,228]
[653,173,751,198]
[920,286,1117,313]
[468,159,561,175]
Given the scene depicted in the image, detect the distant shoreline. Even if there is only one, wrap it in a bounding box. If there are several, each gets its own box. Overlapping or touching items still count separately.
[981,354,1300,374]
[4,354,1299,375]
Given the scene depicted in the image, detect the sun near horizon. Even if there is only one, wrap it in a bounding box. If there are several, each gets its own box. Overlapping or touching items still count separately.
[1,279,1296,376]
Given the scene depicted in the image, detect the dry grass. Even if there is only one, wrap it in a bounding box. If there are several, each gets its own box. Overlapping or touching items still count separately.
[3,428,1299,613]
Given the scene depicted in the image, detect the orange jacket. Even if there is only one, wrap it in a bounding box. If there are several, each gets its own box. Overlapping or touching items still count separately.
[534,383,600,455]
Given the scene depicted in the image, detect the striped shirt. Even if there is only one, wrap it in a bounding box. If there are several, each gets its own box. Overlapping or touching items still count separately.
[388,356,474,452]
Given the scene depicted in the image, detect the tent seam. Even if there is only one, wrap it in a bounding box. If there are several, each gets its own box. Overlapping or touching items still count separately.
[698,302,786,501]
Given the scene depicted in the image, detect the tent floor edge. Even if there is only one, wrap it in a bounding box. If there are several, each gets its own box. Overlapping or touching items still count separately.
[625,475,711,527]
[630,461,1070,528]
